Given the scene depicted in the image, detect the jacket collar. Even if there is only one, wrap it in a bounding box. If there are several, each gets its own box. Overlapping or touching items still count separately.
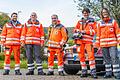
[27,19,39,24]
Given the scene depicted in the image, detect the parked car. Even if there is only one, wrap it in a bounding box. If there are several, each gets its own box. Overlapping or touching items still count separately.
[44,45,105,75]
[63,45,105,75]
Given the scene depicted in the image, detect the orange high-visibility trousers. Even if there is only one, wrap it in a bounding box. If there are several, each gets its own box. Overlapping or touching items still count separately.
[48,48,64,71]
[4,45,20,70]
[78,43,96,70]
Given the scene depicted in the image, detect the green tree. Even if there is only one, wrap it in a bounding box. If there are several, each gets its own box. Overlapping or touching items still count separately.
[73,0,102,17]
[74,0,120,26]
[0,12,10,27]
[104,0,120,26]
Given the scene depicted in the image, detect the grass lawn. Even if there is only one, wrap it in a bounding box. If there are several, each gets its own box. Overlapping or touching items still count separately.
[0,60,58,69]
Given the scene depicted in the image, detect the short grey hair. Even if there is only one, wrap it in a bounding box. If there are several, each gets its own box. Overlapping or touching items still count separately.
[51,14,58,19]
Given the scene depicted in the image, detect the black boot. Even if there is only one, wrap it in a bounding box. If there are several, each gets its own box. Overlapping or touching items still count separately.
[26,70,34,75]
[3,69,10,75]
[38,71,46,75]
[103,71,112,79]
[115,76,120,79]
[103,74,112,78]
[58,71,65,76]
[47,71,54,75]
[80,69,88,78]
[90,69,98,79]
[15,70,22,75]
[91,74,98,79]
[81,73,88,77]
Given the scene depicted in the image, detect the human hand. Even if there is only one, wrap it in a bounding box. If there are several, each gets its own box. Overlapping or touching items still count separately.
[21,43,25,47]
[81,30,86,34]
[40,44,44,47]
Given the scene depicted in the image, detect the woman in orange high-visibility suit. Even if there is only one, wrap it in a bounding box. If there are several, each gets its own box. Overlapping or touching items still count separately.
[73,8,97,78]
[95,8,120,79]
[1,13,22,75]
[47,14,68,76]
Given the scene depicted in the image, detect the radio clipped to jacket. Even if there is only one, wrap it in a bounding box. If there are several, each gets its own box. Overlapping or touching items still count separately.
[72,31,83,40]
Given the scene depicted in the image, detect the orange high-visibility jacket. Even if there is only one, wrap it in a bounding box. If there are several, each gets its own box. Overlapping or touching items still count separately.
[1,21,22,45]
[74,17,96,44]
[48,23,68,48]
[21,20,44,45]
[95,18,120,47]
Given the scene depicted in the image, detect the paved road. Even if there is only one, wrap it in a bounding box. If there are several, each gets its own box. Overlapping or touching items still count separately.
[0,69,116,80]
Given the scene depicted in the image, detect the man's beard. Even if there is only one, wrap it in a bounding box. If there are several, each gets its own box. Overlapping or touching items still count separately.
[52,21,57,25]
[12,19,17,22]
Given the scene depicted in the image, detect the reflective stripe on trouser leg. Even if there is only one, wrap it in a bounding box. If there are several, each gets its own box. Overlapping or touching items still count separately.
[89,60,96,74]
[33,45,43,72]
[15,64,20,70]
[89,60,96,70]
[113,65,120,78]
[102,47,112,75]
[4,46,12,70]
[105,64,112,75]
[36,64,43,72]
[109,46,120,77]
[27,63,35,71]
[48,66,54,72]
[57,50,64,72]
[78,44,87,70]
[86,44,95,70]
[105,64,112,72]
[113,64,120,73]
[4,64,10,70]
[58,65,63,72]
[25,44,35,71]
[80,62,87,70]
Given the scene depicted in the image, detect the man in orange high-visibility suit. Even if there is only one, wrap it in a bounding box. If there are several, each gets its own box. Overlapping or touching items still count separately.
[21,12,46,75]
[1,13,22,75]
[47,14,68,76]
[73,8,97,78]
[95,8,120,79]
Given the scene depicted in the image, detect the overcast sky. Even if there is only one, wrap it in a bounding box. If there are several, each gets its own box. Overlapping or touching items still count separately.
[0,0,81,27]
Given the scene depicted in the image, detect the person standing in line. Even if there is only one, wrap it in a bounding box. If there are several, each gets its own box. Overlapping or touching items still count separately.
[47,14,68,76]
[21,12,46,75]
[73,8,97,78]
[95,8,120,79]
[1,12,22,75]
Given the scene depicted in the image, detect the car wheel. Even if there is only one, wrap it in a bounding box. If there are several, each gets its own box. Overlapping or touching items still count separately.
[64,64,79,75]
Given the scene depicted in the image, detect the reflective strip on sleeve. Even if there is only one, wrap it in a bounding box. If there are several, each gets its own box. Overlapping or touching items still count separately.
[100,38,116,42]
[26,37,40,40]
[6,38,20,40]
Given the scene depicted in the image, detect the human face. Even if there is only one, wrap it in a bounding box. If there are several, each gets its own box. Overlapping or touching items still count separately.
[30,12,37,21]
[11,14,17,22]
[82,11,89,19]
[102,9,109,18]
[51,15,58,25]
